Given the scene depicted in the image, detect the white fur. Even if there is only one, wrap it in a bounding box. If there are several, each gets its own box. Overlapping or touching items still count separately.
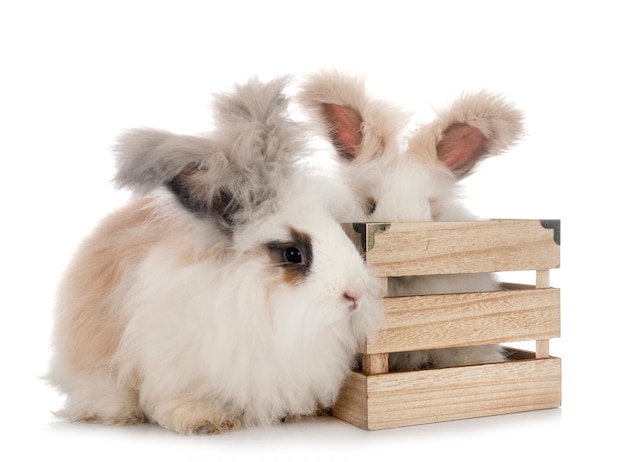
[298,70,524,370]
[47,77,382,434]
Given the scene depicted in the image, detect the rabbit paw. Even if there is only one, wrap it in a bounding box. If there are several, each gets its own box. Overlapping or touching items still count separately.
[151,398,241,435]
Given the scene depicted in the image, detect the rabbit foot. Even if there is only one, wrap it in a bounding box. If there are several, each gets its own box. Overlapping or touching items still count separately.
[189,418,241,434]
[151,398,241,435]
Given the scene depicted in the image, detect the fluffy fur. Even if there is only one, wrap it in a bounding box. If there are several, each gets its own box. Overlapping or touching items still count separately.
[47,76,382,434]
[298,70,524,370]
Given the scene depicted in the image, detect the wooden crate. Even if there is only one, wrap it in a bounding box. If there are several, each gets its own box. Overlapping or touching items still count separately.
[332,220,561,430]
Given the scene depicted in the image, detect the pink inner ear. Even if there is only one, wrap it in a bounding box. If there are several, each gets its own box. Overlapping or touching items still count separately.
[321,103,363,161]
[436,123,488,175]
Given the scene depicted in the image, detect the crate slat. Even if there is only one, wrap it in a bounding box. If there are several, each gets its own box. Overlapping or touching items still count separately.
[363,287,560,354]
[332,355,562,430]
[348,220,560,277]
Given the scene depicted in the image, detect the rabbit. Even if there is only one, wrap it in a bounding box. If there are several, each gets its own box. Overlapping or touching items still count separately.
[46,76,382,434]
[297,70,524,371]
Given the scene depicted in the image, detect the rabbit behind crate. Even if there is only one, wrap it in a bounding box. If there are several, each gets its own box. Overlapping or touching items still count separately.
[298,70,524,371]
[46,76,382,434]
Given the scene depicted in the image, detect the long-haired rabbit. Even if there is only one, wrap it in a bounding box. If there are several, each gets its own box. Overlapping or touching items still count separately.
[298,70,523,371]
[46,76,382,434]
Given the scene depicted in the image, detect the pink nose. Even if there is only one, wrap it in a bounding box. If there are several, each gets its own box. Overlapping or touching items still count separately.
[343,292,360,311]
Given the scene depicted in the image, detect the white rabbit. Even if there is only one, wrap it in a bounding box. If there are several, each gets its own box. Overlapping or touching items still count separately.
[46,76,382,434]
[298,70,524,371]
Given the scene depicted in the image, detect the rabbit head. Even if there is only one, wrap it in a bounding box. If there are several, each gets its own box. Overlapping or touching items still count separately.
[114,77,376,323]
[297,70,524,370]
[48,76,382,434]
[298,70,524,223]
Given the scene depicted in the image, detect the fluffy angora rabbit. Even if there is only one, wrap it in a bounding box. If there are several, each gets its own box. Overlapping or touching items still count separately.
[298,71,523,371]
[47,77,382,434]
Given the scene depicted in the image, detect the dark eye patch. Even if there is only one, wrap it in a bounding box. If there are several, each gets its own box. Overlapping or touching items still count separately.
[265,228,313,285]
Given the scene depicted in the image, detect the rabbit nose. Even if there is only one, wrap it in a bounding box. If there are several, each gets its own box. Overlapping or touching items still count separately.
[343,292,361,311]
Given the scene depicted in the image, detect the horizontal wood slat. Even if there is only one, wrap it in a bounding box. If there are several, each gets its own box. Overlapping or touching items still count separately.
[332,355,562,430]
[346,220,560,277]
[362,287,560,354]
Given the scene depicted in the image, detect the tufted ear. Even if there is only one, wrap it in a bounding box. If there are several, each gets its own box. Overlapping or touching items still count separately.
[114,128,220,194]
[114,76,301,233]
[114,128,240,229]
[409,92,524,179]
[298,70,409,164]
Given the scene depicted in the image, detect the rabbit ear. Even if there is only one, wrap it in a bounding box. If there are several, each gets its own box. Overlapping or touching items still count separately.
[114,128,223,194]
[114,128,239,227]
[114,76,299,233]
[318,103,363,161]
[298,70,409,163]
[410,92,524,179]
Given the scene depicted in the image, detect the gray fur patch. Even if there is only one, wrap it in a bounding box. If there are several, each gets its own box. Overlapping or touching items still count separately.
[112,76,307,234]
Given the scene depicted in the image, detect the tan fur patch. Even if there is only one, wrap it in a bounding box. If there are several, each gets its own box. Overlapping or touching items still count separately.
[55,197,161,374]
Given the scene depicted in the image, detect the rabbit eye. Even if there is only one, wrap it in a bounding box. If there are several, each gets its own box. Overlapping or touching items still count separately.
[265,228,313,285]
[368,198,377,215]
[283,246,303,264]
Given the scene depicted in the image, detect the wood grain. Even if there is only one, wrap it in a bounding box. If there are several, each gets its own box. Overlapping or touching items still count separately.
[346,220,560,277]
[363,287,560,354]
[332,355,562,430]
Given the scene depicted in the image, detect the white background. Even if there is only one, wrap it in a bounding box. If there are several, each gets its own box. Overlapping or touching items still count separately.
[1,1,624,460]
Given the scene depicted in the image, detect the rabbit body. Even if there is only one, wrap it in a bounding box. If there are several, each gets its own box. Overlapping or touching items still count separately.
[47,77,381,434]
[298,71,524,370]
